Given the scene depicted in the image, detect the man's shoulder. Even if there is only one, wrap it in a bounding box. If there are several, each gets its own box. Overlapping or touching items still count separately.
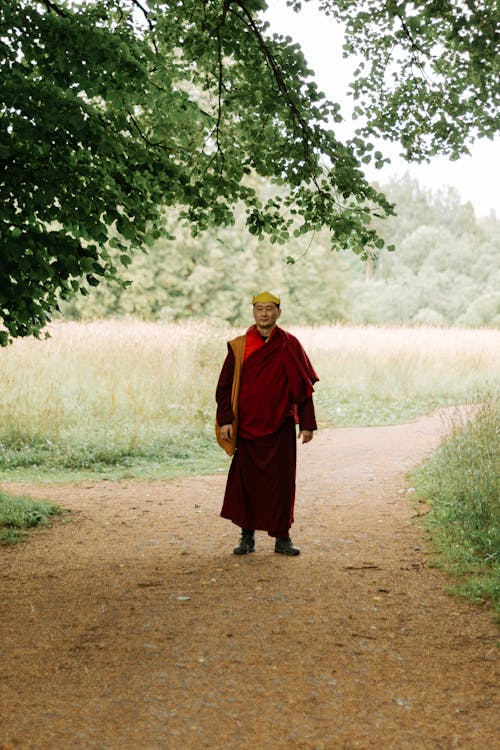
[229,324,255,345]
[277,327,301,347]
[229,333,246,347]
[228,333,246,358]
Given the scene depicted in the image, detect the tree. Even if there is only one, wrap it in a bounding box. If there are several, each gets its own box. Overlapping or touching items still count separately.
[2,1,498,343]
[61,211,350,325]
[62,172,500,326]
[344,175,500,326]
[308,0,499,161]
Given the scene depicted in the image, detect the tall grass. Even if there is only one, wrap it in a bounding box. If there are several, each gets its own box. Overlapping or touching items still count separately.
[0,320,230,478]
[0,320,498,479]
[411,398,500,614]
[293,324,500,426]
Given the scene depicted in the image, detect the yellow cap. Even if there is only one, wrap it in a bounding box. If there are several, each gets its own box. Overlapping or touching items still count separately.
[252,291,280,305]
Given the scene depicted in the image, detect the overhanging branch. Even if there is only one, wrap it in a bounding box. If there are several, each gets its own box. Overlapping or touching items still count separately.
[41,0,68,17]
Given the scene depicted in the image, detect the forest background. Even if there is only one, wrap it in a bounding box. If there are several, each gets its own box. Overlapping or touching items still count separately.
[61,173,500,328]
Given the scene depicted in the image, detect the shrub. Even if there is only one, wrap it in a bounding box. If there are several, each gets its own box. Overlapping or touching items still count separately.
[412,397,500,613]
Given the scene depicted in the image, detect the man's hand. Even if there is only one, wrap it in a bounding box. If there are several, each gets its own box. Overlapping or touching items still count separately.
[298,429,313,444]
[220,424,233,441]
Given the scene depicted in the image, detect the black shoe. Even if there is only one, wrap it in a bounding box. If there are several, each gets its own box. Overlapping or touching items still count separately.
[274,537,300,556]
[233,532,255,555]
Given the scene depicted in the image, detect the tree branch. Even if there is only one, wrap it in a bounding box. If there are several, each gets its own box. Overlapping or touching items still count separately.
[41,0,68,17]
[130,0,159,55]
[128,112,172,151]
[393,9,444,82]
[225,0,324,189]
[130,0,150,18]
[213,2,232,168]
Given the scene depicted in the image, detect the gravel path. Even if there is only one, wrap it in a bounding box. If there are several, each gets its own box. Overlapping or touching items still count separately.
[1,412,498,750]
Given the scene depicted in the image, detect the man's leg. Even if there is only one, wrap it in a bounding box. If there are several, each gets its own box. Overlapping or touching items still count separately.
[273,532,300,556]
[268,529,300,556]
[233,528,255,555]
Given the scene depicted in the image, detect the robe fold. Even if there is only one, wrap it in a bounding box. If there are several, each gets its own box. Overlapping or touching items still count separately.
[216,325,318,537]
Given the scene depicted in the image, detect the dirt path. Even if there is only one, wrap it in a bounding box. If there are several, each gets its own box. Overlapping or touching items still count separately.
[1,412,498,750]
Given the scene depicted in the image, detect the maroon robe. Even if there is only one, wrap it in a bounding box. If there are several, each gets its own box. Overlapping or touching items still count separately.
[216,325,318,537]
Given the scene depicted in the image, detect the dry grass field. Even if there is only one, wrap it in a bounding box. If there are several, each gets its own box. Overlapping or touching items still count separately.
[0,319,498,478]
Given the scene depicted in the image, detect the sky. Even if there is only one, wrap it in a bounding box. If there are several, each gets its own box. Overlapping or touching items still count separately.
[264,1,499,217]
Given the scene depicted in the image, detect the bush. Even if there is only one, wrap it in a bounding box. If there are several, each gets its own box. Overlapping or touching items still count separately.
[412,307,447,326]
[456,292,500,328]
[412,397,500,613]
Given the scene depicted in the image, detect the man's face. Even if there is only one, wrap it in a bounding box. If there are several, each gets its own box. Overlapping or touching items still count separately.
[253,302,281,332]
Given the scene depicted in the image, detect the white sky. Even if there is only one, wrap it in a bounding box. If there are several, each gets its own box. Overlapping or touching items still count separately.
[264,1,499,217]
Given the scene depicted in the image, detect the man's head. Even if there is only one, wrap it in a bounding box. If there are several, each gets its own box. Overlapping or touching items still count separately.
[252,291,281,336]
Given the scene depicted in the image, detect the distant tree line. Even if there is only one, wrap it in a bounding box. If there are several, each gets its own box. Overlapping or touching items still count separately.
[62,175,499,327]
[347,175,500,327]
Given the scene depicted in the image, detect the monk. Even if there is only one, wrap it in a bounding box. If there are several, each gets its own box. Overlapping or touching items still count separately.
[215,291,318,556]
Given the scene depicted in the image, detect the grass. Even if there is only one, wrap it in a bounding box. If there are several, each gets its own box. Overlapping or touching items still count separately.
[0,320,498,481]
[411,397,500,617]
[0,434,228,482]
[294,324,500,427]
[0,318,498,599]
[0,490,63,544]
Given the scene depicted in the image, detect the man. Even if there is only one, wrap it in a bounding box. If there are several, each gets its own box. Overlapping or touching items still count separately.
[215,291,318,556]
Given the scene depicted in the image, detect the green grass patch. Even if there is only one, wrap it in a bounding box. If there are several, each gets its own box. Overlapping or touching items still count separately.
[411,397,500,617]
[316,394,451,428]
[0,433,230,482]
[0,490,63,544]
[0,401,457,482]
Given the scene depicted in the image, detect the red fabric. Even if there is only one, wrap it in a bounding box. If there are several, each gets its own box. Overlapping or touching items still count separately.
[281,329,319,403]
[215,346,318,432]
[243,324,272,361]
[220,417,297,536]
[237,325,318,439]
[215,346,236,427]
[217,325,319,535]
